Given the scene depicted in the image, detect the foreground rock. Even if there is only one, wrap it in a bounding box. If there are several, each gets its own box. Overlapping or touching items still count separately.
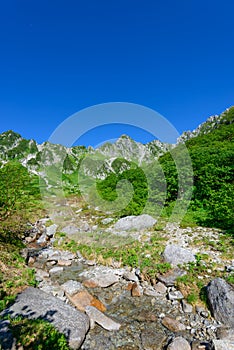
[207,278,234,327]
[167,336,191,350]
[1,287,89,349]
[114,214,156,231]
[85,306,121,331]
[163,244,196,267]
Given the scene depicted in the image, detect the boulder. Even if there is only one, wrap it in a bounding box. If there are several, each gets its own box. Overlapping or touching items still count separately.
[163,244,196,267]
[167,337,191,350]
[114,214,156,231]
[207,278,234,327]
[1,287,89,349]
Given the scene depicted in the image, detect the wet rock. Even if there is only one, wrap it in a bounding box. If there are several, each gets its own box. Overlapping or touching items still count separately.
[114,214,156,231]
[141,329,167,350]
[85,305,121,331]
[67,290,106,312]
[207,278,234,327]
[61,280,85,296]
[163,244,196,267]
[162,316,186,332]
[1,287,89,350]
[157,268,186,287]
[167,336,191,350]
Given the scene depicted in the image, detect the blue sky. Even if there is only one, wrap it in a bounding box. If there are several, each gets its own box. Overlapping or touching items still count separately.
[0,0,234,146]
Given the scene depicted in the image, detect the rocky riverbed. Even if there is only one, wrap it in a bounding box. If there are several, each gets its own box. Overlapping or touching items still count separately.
[1,214,234,350]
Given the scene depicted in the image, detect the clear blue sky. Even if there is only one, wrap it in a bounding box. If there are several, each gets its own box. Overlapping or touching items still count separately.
[0,0,234,147]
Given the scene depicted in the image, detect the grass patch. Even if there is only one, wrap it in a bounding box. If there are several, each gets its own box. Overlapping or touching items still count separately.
[8,316,70,350]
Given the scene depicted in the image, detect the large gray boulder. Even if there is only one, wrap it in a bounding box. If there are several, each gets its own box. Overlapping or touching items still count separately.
[114,214,156,231]
[207,278,234,328]
[1,287,89,349]
[163,244,196,267]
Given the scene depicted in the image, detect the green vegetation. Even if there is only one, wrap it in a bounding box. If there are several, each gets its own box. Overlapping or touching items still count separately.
[0,161,43,238]
[54,228,170,281]
[7,316,70,350]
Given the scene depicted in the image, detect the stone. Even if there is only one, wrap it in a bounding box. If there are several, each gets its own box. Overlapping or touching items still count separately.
[49,266,64,275]
[101,218,114,224]
[85,305,121,331]
[140,329,167,350]
[207,278,234,327]
[212,339,234,350]
[0,319,16,350]
[35,268,50,281]
[1,287,89,349]
[59,251,76,260]
[163,244,196,267]
[114,214,156,231]
[79,266,121,287]
[46,224,58,237]
[168,290,184,300]
[158,268,186,286]
[28,256,35,266]
[154,282,167,294]
[162,316,186,332]
[181,300,193,313]
[123,271,138,282]
[58,259,72,266]
[167,336,191,350]
[61,280,85,296]
[67,290,106,312]
[131,282,142,297]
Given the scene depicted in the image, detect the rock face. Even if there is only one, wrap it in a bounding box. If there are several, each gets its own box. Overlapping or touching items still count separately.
[163,244,196,267]
[1,287,89,350]
[114,214,156,231]
[207,278,234,328]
